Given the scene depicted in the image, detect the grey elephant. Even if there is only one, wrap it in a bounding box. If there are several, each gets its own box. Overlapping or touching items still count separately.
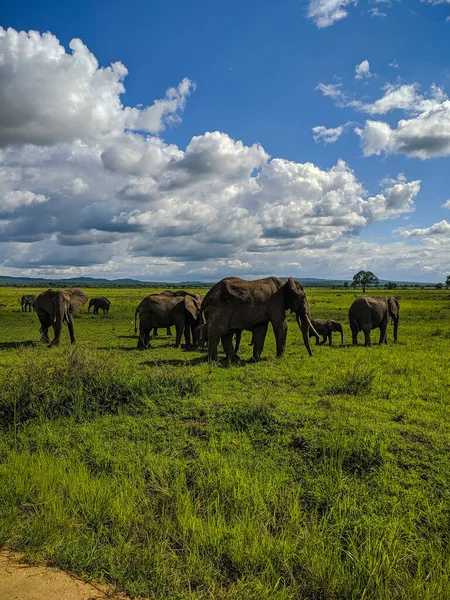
[152,290,198,337]
[21,294,36,312]
[88,296,111,315]
[348,296,399,346]
[134,293,202,349]
[193,324,252,353]
[309,319,344,346]
[201,277,318,362]
[35,288,88,346]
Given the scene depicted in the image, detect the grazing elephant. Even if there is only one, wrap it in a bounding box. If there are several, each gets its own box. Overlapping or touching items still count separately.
[309,319,344,346]
[201,276,318,362]
[152,291,197,337]
[348,296,399,346]
[88,296,111,315]
[21,294,36,312]
[35,288,88,346]
[135,294,202,349]
[193,324,253,353]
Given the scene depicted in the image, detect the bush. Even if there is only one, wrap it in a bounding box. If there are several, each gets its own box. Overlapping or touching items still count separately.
[0,348,200,430]
[327,366,375,396]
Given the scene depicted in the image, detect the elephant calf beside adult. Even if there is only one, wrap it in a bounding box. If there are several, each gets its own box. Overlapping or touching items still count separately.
[35,288,88,346]
[201,276,318,362]
[88,296,111,315]
[309,319,344,346]
[21,294,36,312]
[135,293,202,350]
[348,296,399,346]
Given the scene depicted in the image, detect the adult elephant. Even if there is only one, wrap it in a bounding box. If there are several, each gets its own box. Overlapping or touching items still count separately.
[35,288,88,346]
[88,296,111,315]
[135,294,202,349]
[21,294,36,312]
[309,319,344,346]
[152,290,198,336]
[201,276,318,362]
[348,296,399,346]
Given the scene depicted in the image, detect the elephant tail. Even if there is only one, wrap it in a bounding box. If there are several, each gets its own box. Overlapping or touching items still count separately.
[134,306,139,335]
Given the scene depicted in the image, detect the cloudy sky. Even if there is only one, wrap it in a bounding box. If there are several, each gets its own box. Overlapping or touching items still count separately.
[1,1,450,282]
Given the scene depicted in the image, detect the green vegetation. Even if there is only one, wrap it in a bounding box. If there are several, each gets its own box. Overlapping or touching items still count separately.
[0,286,449,599]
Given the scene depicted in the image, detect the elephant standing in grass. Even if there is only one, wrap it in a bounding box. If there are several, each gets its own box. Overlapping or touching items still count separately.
[88,296,111,315]
[309,319,344,346]
[35,288,88,346]
[152,290,199,337]
[21,294,36,312]
[135,294,202,349]
[201,276,318,362]
[348,296,399,346]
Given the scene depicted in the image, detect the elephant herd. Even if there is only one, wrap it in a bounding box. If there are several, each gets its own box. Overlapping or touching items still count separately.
[23,278,400,360]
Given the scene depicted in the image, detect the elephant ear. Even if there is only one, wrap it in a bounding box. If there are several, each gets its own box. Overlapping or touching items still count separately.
[329,320,339,332]
[67,288,88,313]
[184,295,199,319]
[388,297,399,319]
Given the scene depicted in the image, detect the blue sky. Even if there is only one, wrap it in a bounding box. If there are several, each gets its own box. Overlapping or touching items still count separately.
[0,0,450,281]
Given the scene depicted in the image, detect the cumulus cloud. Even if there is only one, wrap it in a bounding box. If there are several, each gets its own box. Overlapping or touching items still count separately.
[312,124,346,143]
[0,26,440,281]
[307,0,357,28]
[0,27,193,147]
[355,60,373,79]
[442,199,450,209]
[399,220,450,238]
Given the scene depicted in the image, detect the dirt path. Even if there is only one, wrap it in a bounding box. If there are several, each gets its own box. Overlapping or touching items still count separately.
[0,549,130,600]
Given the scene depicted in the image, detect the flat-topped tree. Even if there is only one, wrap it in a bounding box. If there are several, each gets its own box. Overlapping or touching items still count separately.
[352,271,379,293]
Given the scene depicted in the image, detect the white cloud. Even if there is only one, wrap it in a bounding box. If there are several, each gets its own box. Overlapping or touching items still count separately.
[367,177,420,221]
[369,7,387,17]
[312,124,346,143]
[0,190,48,213]
[307,0,357,28]
[0,27,193,147]
[442,199,450,209]
[399,220,450,238]
[355,60,373,79]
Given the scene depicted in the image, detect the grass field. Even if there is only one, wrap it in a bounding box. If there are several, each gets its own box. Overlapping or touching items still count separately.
[0,285,449,599]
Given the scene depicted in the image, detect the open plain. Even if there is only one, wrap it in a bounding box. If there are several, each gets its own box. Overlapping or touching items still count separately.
[0,286,449,599]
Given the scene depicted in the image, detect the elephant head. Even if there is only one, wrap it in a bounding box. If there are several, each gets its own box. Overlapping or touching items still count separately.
[329,319,344,345]
[285,277,318,357]
[88,298,96,313]
[388,297,400,342]
[52,288,88,343]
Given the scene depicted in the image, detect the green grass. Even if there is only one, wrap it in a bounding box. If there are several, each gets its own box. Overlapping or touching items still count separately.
[0,286,450,599]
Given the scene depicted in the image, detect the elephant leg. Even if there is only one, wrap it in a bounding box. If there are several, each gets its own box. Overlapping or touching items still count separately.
[207,334,220,362]
[319,336,327,345]
[166,327,172,336]
[66,313,76,345]
[379,323,388,345]
[234,330,242,353]
[184,321,192,348]
[222,332,238,362]
[363,328,372,347]
[137,326,150,350]
[174,322,183,348]
[314,334,321,346]
[273,320,287,358]
[350,323,359,346]
[328,332,332,346]
[153,328,159,337]
[252,322,269,361]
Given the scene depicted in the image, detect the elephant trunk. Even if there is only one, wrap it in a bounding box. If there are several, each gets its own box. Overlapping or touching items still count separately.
[296,313,316,357]
[134,307,139,335]
[53,294,65,344]
[393,317,399,342]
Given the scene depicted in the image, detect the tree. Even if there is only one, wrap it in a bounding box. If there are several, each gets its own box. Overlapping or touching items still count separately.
[436,282,444,290]
[384,281,397,290]
[446,275,450,288]
[352,271,379,293]
[343,281,349,289]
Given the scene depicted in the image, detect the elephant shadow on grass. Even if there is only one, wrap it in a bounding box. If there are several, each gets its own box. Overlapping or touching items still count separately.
[0,340,37,350]
[141,356,206,367]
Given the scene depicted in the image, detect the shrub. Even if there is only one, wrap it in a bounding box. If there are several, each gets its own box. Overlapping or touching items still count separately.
[327,366,375,396]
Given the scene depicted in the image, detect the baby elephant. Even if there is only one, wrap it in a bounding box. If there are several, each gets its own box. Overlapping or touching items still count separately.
[309,319,344,346]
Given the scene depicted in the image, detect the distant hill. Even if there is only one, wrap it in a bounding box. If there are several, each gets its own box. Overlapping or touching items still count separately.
[0,275,438,288]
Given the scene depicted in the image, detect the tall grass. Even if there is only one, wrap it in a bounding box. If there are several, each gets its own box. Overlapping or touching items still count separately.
[0,286,449,598]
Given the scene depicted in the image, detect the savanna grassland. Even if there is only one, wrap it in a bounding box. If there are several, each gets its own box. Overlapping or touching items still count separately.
[0,285,450,600]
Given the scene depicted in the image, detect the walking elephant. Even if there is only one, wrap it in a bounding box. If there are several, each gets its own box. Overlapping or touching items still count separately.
[21,294,36,312]
[348,296,399,346]
[35,288,88,346]
[309,319,344,346]
[134,293,202,349]
[201,276,318,362]
[193,324,253,353]
[88,296,111,315]
[152,291,198,337]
